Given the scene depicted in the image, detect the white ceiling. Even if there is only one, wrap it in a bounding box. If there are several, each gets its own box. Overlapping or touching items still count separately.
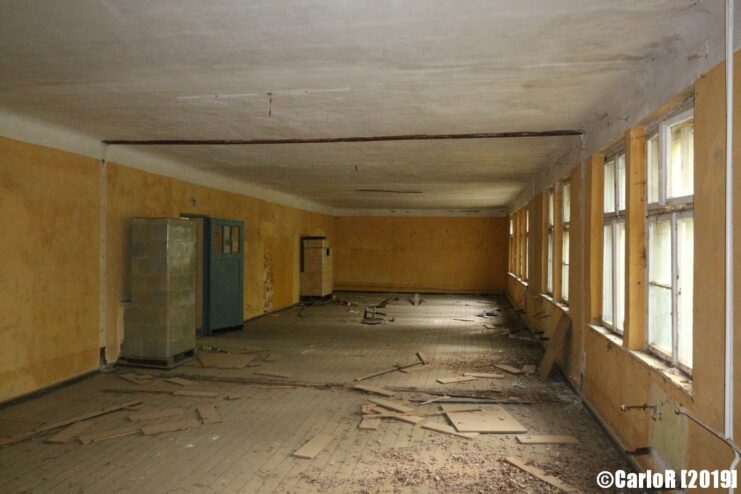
[0,0,722,212]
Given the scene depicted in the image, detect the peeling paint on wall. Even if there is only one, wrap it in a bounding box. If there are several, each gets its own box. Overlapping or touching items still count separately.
[263,248,273,313]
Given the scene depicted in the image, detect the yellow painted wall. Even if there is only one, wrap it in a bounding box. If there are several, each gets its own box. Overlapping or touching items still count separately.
[333,216,508,293]
[0,136,334,403]
[506,52,741,488]
[0,137,101,402]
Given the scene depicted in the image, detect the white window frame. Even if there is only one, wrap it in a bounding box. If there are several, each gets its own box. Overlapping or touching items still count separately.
[560,181,570,304]
[508,216,515,274]
[646,109,694,374]
[602,152,626,334]
[545,190,555,295]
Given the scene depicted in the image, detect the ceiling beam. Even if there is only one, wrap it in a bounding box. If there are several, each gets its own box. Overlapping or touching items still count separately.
[102,130,583,146]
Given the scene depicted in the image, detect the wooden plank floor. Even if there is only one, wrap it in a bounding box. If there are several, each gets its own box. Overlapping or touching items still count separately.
[0,293,631,493]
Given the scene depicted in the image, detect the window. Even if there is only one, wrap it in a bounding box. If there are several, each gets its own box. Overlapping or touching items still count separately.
[647,110,694,372]
[508,216,515,273]
[561,182,571,302]
[546,190,555,294]
[524,209,529,280]
[602,152,626,333]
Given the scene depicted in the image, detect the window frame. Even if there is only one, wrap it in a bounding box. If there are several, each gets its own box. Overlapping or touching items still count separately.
[646,109,694,374]
[545,189,555,295]
[601,151,627,334]
[560,181,570,304]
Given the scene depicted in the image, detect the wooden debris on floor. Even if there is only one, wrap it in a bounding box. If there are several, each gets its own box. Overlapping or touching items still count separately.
[198,351,256,369]
[367,398,415,414]
[352,384,395,397]
[505,456,579,493]
[292,434,333,459]
[197,405,222,425]
[522,364,537,375]
[421,422,478,439]
[0,399,141,448]
[436,376,478,384]
[225,394,241,400]
[358,417,381,430]
[141,418,202,436]
[254,371,293,378]
[354,352,428,381]
[439,404,484,413]
[128,408,185,422]
[538,312,571,379]
[165,377,195,386]
[45,421,94,444]
[78,425,141,444]
[120,373,154,385]
[263,353,283,362]
[494,364,525,375]
[445,406,527,434]
[463,372,504,379]
[173,390,219,398]
[452,318,476,322]
[517,435,579,445]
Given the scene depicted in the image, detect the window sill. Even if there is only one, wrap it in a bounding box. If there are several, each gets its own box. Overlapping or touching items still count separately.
[588,325,693,397]
[540,293,570,313]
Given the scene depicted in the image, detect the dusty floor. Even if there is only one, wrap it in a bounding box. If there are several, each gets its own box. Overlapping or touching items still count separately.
[0,293,633,493]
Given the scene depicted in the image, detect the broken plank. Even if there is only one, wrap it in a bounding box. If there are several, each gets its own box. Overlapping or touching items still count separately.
[445,407,527,434]
[141,418,202,436]
[421,422,478,439]
[436,376,479,384]
[165,377,194,386]
[263,353,283,362]
[538,312,571,379]
[439,404,484,413]
[0,400,142,448]
[173,390,219,398]
[367,398,415,414]
[505,456,580,492]
[45,421,94,444]
[494,364,524,375]
[128,408,185,423]
[516,435,579,445]
[352,384,395,397]
[463,372,504,379]
[522,364,537,375]
[292,434,333,459]
[78,425,141,445]
[358,418,381,430]
[197,405,222,425]
[119,373,153,385]
[254,371,293,378]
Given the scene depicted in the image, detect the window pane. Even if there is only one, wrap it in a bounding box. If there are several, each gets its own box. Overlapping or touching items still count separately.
[214,225,223,253]
[602,225,613,325]
[648,285,672,356]
[677,216,694,368]
[548,191,555,226]
[509,218,514,235]
[604,161,615,214]
[647,135,660,203]
[617,154,626,211]
[649,219,672,285]
[525,210,529,233]
[562,183,571,223]
[615,221,626,332]
[546,231,553,293]
[562,264,569,301]
[668,118,694,198]
[562,229,569,301]
[231,226,240,254]
[223,225,231,254]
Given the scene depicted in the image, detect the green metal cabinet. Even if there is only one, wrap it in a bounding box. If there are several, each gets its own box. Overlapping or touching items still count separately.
[203,217,244,334]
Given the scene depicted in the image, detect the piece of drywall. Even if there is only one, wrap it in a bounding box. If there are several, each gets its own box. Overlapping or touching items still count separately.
[333,216,508,294]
